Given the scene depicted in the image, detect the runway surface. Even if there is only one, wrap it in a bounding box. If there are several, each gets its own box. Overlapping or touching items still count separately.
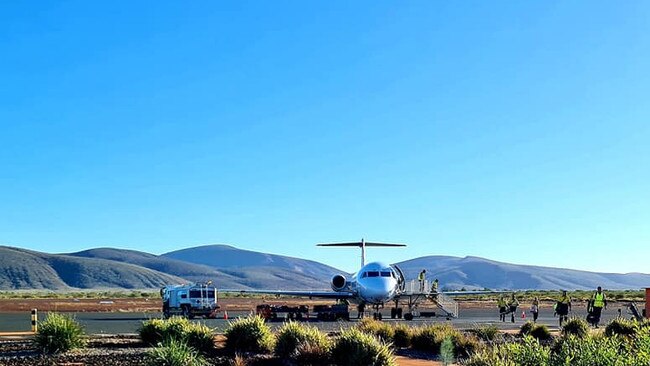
[0,304,627,335]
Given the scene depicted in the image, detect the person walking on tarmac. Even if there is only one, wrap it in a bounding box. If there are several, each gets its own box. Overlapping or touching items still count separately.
[556,290,572,326]
[497,295,507,322]
[531,297,540,323]
[357,303,366,319]
[418,269,427,292]
[507,293,520,323]
[590,286,607,328]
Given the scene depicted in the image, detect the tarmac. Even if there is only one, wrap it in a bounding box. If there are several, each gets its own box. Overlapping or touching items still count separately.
[0,303,627,335]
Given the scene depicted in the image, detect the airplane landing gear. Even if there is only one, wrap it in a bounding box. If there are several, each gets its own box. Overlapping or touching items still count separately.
[371,304,384,320]
[390,307,403,319]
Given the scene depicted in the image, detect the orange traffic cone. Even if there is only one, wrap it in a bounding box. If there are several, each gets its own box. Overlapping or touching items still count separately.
[224,310,229,320]
[521,311,526,319]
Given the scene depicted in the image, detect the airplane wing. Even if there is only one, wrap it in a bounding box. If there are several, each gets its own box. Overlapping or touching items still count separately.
[220,289,356,300]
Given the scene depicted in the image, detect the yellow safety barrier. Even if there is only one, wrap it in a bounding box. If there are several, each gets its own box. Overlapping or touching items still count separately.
[0,309,38,337]
[31,308,38,332]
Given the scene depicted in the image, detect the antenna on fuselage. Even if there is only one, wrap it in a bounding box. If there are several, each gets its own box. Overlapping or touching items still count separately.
[316,238,407,267]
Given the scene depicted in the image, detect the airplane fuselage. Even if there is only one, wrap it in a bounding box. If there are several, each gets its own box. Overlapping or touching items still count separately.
[343,261,400,305]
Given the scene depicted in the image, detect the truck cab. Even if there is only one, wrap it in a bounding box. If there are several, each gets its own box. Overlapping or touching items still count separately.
[161,283,220,319]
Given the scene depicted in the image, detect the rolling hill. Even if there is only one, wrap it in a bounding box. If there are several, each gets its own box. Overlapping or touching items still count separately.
[1,244,649,291]
[162,244,344,283]
[0,246,183,290]
[396,256,650,290]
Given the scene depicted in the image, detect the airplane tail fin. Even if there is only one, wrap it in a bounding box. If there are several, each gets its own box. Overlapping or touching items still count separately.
[317,239,406,267]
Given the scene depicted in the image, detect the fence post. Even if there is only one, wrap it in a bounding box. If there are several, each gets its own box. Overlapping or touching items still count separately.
[31,309,38,332]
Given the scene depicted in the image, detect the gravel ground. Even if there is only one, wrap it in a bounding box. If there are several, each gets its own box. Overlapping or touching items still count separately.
[0,335,305,366]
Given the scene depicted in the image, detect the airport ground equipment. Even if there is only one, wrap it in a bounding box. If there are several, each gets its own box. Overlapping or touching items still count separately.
[313,304,350,321]
[625,302,645,321]
[160,282,220,319]
[256,304,309,320]
[395,279,459,320]
[225,240,503,321]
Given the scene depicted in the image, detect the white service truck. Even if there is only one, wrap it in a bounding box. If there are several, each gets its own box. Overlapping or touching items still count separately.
[160,282,220,319]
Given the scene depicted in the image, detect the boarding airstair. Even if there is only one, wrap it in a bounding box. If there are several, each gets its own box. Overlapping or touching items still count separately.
[402,279,458,319]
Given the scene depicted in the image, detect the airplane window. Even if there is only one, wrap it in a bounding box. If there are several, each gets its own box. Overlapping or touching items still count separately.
[368,271,379,277]
[361,272,367,278]
[380,271,391,277]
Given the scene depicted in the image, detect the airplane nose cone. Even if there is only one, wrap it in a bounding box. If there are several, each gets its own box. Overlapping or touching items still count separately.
[364,280,395,302]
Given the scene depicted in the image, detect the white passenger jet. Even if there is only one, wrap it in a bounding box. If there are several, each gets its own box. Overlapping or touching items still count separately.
[233,239,499,320]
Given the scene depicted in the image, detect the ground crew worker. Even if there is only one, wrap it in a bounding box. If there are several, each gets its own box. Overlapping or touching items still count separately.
[531,297,540,323]
[556,290,572,326]
[357,303,365,319]
[591,286,607,328]
[497,295,507,322]
[508,293,519,323]
[431,278,439,293]
[418,269,426,292]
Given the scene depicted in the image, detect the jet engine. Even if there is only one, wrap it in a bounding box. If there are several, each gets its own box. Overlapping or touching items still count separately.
[331,274,347,291]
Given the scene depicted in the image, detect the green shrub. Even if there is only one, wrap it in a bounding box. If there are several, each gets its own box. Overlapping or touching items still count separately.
[392,323,412,348]
[274,321,331,359]
[529,324,551,341]
[630,326,650,365]
[504,336,550,366]
[411,323,453,353]
[519,321,535,336]
[164,316,193,340]
[562,317,589,338]
[294,341,332,366]
[472,324,500,341]
[440,337,455,365]
[356,318,395,342]
[34,312,86,354]
[463,348,508,366]
[147,338,207,366]
[224,315,275,354]
[185,322,216,354]
[465,336,548,366]
[331,327,395,366]
[452,332,482,359]
[140,318,168,345]
[605,318,637,337]
[139,317,214,353]
[411,323,479,358]
[551,335,625,366]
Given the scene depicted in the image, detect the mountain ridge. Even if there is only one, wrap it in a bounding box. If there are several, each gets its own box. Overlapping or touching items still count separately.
[1,244,648,291]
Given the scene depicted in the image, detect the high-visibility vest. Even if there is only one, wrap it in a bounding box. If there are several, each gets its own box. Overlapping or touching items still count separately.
[418,272,425,281]
[497,298,506,307]
[593,292,605,308]
[559,295,571,304]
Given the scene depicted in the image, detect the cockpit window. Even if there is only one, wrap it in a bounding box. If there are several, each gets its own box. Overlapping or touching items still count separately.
[361,272,367,278]
[380,271,392,277]
[367,271,379,277]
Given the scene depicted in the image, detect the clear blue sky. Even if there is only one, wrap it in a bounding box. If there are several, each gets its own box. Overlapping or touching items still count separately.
[1,1,649,274]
